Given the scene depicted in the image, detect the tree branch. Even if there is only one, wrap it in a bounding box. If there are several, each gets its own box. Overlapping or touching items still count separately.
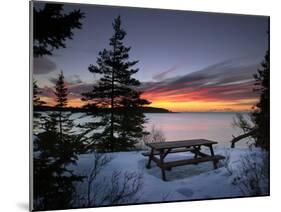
[230,129,256,148]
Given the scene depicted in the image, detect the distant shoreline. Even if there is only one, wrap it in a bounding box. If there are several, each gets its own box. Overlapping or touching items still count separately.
[34,105,173,113]
[34,106,252,114]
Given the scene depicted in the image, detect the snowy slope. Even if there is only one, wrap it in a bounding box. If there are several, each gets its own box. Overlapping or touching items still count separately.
[68,147,267,205]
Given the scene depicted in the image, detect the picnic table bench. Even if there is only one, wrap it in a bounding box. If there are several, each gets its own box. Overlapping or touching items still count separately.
[143,139,225,181]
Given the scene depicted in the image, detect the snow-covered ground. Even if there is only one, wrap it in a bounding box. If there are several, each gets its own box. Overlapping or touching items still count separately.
[34,113,267,206]
[68,147,268,205]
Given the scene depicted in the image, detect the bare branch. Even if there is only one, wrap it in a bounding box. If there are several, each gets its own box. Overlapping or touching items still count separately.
[230,129,256,148]
[103,171,143,204]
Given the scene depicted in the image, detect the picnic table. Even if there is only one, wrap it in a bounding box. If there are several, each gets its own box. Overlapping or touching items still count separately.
[143,139,225,181]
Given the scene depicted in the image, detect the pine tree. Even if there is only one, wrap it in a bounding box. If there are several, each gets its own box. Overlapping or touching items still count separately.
[54,71,69,139]
[252,50,269,150]
[33,80,45,108]
[55,71,68,108]
[82,16,150,152]
[33,80,46,131]
[34,114,84,210]
[34,3,84,57]
[231,50,270,150]
[118,92,150,149]
[34,72,85,210]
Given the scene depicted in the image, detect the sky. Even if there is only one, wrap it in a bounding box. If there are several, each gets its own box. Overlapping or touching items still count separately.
[33,2,269,112]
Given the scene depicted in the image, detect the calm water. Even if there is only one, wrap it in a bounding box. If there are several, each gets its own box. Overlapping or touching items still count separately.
[144,112,252,148]
[37,112,252,148]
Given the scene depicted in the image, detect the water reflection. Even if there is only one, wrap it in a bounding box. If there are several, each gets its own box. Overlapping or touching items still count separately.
[145,112,252,148]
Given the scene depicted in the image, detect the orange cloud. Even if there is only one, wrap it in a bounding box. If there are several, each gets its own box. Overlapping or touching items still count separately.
[140,81,258,112]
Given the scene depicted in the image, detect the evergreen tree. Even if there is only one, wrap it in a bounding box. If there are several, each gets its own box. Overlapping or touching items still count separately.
[117,93,150,149]
[34,3,84,57]
[55,71,68,108]
[34,114,84,210]
[82,16,150,152]
[252,50,269,150]
[231,50,270,150]
[33,80,45,108]
[33,80,45,130]
[54,71,69,139]
[34,72,85,210]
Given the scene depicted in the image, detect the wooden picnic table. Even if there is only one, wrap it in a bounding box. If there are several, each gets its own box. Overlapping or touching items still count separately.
[144,139,225,181]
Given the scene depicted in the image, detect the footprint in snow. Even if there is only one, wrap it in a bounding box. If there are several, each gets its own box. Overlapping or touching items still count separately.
[177,188,194,197]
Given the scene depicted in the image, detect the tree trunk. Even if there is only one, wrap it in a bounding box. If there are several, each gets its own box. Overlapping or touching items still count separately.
[59,111,62,141]
[110,45,115,149]
[110,72,114,147]
[110,43,116,149]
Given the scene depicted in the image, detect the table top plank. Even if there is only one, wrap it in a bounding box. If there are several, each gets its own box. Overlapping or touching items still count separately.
[147,139,217,150]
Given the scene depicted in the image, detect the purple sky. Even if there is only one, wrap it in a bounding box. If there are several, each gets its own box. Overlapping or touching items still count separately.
[33,2,269,111]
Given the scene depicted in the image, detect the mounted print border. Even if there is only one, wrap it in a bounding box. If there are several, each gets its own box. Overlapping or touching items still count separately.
[30,0,270,211]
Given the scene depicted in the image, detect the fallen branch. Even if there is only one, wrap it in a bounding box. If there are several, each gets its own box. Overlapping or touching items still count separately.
[230,129,256,148]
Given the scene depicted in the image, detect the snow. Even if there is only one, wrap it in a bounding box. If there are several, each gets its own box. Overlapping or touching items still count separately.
[68,147,267,204]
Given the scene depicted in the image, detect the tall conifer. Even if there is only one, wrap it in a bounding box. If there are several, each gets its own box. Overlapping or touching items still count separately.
[82,16,150,151]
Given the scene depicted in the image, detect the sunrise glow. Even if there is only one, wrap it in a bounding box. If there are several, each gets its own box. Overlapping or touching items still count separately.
[146,99,257,112]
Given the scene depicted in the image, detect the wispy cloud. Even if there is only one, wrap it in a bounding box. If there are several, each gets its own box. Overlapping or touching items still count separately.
[152,65,181,81]
[140,58,260,110]
[49,74,83,86]
[33,57,57,75]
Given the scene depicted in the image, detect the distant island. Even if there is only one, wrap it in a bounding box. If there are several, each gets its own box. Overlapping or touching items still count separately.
[34,105,173,113]
[139,106,173,113]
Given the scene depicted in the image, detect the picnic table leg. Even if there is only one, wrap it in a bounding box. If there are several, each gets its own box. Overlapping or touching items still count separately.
[159,150,166,181]
[194,147,198,159]
[146,148,154,169]
[163,149,172,171]
[193,145,200,165]
[209,145,218,169]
